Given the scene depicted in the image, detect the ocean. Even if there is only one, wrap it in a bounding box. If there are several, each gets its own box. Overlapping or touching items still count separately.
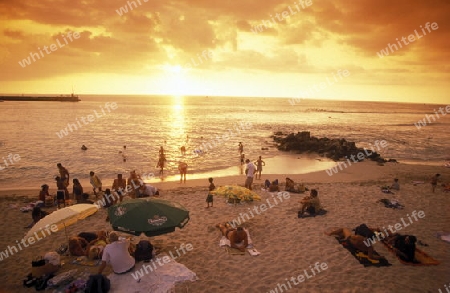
[0,95,448,190]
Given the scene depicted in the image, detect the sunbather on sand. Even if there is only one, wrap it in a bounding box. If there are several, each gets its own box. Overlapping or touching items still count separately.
[217,223,248,252]
[326,227,385,260]
[385,234,417,262]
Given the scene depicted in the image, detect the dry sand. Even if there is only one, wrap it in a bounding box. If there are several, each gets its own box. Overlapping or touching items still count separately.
[0,161,449,293]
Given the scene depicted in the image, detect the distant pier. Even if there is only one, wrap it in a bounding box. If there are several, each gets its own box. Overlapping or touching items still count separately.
[0,94,81,102]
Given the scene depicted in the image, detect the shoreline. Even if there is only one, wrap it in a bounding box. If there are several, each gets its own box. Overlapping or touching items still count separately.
[1,160,448,198]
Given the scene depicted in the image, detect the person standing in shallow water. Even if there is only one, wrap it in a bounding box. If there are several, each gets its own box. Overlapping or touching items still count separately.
[254,156,265,180]
[178,162,188,183]
[238,142,244,155]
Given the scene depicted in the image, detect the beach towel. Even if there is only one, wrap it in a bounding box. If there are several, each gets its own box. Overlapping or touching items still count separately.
[108,253,197,293]
[335,237,391,267]
[436,232,450,243]
[381,238,440,266]
[71,256,101,266]
[378,199,404,209]
[219,228,260,256]
[298,209,327,218]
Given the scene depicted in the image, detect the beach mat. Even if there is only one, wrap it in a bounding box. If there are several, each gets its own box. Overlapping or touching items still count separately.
[381,240,440,266]
[226,247,246,255]
[335,238,391,267]
[71,257,101,266]
[298,209,327,218]
[377,199,404,209]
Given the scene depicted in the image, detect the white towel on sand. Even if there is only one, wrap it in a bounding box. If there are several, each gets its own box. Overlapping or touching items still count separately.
[219,228,260,255]
[108,253,197,293]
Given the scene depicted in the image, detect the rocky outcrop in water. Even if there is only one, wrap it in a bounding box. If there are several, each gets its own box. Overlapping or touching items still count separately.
[272,131,394,163]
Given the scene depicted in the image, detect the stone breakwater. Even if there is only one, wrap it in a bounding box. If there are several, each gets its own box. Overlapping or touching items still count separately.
[272,131,395,163]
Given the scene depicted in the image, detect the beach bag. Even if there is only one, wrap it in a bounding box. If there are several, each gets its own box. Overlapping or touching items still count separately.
[134,240,153,262]
[31,256,59,278]
[85,274,110,293]
[34,273,55,291]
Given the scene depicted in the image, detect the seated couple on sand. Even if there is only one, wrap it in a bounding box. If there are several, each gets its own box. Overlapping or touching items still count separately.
[217,223,248,252]
[69,230,109,260]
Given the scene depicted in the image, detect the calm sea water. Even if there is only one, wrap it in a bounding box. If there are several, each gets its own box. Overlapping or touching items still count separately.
[0,96,448,190]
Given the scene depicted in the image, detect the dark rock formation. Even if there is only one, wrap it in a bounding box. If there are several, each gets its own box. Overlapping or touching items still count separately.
[272,131,392,163]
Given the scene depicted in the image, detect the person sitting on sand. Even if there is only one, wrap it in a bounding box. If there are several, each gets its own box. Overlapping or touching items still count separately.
[72,178,84,202]
[25,206,49,228]
[69,236,89,256]
[128,170,143,198]
[326,228,385,260]
[390,178,400,191]
[39,184,50,202]
[268,179,280,192]
[77,193,94,204]
[102,188,119,207]
[139,183,159,197]
[112,174,127,200]
[85,231,108,260]
[217,223,248,252]
[98,232,135,275]
[386,234,417,263]
[298,189,322,217]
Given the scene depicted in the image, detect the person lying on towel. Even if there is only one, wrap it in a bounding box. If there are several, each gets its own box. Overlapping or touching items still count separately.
[326,227,385,260]
[285,177,306,193]
[217,223,248,252]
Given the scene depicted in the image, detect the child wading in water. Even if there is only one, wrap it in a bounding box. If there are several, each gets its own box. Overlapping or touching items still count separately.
[206,177,215,208]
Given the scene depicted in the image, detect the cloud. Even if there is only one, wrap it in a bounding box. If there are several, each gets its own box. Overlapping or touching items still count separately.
[0,0,449,102]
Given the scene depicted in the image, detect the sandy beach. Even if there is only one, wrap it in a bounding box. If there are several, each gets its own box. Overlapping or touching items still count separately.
[1,161,449,293]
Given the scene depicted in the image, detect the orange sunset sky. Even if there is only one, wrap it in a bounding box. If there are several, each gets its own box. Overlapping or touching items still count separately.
[0,0,449,103]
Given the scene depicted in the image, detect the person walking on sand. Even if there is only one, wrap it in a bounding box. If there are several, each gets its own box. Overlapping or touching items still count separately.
[244,159,256,190]
[90,171,103,197]
[254,156,265,180]
[206,177,215,208]
[431,173,440,193]
[178,161,188,183]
